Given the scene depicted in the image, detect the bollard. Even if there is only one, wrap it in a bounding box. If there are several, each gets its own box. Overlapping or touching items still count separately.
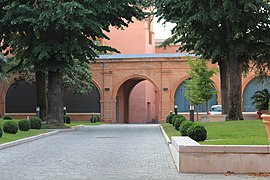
[190,105,194,122]
[63,107,67,123]
[174,105,178,115]
[36,107,40,118]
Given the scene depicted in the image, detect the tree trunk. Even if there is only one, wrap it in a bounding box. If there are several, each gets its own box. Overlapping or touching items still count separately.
[218,60,229,114]
[35,71,47,122]
[47,70,64,126]
[225,49,243,120]
[196,105,199,121]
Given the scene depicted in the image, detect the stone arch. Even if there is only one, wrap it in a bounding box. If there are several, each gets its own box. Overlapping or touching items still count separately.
[173,77,218,112]
[113,74,161,123]
[243,75,270,112]
[91,78,103,100]
[113,74,160,100]
[171,75,190,100]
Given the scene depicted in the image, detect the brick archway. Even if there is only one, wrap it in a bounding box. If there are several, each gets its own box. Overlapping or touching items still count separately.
[113,75,160,124]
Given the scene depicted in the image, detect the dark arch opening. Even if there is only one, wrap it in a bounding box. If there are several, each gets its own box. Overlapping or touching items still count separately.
[6,80,101,113]
[6,80,36,113]
[243,76,270,112]
[63,85,101,113]
[174,80,218,112]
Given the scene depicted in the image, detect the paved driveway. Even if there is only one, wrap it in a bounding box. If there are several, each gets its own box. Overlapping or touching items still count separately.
[0,124,264,180]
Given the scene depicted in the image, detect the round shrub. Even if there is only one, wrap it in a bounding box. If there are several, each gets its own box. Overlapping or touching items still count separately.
[3,115,12,120]
[0,127,2,138]
[187,124,207,142]
[64,115,71,124]
[172,114,186,126]
[166,113,174,124]
[180,121,194,136]
[90,115,99,123]
[3,121,18,134]
[171,115,178,126]
[18,120,31,131]
[174,117,187,131]
[29,117,42,129]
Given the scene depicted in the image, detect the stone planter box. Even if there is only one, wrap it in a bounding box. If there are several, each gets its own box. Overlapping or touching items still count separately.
[261,113,270,142]
[171,137,270,173]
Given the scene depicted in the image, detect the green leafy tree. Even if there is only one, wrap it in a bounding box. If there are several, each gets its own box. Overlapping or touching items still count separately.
[156,0,270,120]
[1,0,145,126]
[185,58,217,120]
[251,89,270,111]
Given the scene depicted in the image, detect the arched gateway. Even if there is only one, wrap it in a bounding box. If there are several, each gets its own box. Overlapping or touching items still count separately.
[0,53,266,123]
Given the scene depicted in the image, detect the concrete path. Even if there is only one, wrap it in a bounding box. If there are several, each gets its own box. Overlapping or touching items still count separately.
[0,124,265,180]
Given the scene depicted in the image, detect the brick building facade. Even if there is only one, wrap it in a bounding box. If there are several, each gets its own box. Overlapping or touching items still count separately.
[0,19,269,123]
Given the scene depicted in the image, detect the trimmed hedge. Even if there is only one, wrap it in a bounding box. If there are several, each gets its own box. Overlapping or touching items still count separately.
[29,117,42,129]
[180,121,194,136]
[0,127,2,137]
[187,123,207,142]
[3,115,12,120]
[3,121,18,134]
[64,115,71,124]
[166,113,175,124]
[18,120,31,131]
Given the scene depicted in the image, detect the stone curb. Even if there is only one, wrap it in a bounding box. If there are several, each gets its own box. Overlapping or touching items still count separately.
[0,125,83,151]
[159,125,172,145]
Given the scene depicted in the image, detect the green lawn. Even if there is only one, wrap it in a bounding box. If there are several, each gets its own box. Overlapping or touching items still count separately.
[161,120,269,145]
[66,121,102,127]
[0,129,51,144]
[0,119,102,144]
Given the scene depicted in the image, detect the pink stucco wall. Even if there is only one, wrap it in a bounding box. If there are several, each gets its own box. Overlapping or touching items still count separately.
[103,19,155,54]
[129,81,156,123]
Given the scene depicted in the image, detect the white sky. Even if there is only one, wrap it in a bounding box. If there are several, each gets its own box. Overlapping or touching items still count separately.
[153,17,174,40]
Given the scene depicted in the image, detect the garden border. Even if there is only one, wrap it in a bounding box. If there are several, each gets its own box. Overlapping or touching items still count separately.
[0,125,83,150]
[159,125,270,174]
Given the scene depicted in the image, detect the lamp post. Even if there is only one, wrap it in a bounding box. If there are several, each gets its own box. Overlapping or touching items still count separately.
[63,107,67,123]
[174,105,178,115]
[190,105,195,122]
[36,107,40,118]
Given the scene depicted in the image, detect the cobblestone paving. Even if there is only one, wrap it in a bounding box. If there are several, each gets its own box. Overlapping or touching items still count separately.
[0,124,266,180]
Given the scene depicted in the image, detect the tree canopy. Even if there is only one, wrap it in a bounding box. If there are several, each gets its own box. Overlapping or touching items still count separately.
[0,0,146,125]
[185,58,217,119]
[155,0,270,120]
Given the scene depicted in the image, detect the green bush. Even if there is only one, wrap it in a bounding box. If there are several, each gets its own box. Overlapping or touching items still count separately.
[3,115,12,120]
[18,120,31,131]
[174,117,187,131]
[180,121,194,136]
[171,115,177,126]
[0,127,2,138]
[29,117,42,129]
[166,113,175,124]
[3,121,18,134]
[172,114,186,126]
[90,115,99,123]
[187,124,207,142]
[64,115,71,124]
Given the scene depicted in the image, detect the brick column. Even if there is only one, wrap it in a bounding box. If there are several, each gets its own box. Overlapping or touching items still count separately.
[161,70,172,122]
[102,70,114,123]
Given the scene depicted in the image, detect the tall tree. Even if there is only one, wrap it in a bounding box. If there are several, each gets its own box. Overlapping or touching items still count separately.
[1,0,145,126]
[185,58,217,120]
[156,0,270,120]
